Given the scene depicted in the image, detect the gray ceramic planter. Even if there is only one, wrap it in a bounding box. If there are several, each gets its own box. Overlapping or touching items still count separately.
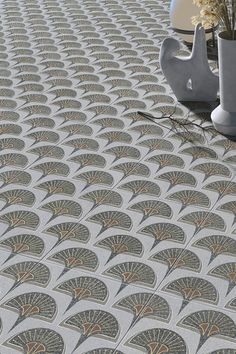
[211,31,236,136]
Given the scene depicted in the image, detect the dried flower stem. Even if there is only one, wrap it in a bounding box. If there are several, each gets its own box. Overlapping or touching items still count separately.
[192,0,236,40]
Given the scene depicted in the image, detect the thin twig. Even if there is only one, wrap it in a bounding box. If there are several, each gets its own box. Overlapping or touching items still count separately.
[137,111,213,131]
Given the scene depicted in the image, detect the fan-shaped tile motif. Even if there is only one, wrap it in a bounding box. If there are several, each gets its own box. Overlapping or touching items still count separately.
[0,153,28,169]
[84,349,124,354]
[26,130,59,145]
[146,94,175,106]
[78,83,105,94]
[180,146,217,163]
[28,145,65,161]
[1,0,236,351]
[152,105,184,118]
[0,170,31,188]
[56,111,87,124]
[138,138,174,153]
[61,310,119,351]
[87,211,132,237]
[64,138,99,154]
[218,201,236,226]
[178,310,236,352]
[193,235,236,264]
[92,117,124,132]
[119,179,160,201]
[1,261,50,294]
[69,153,106,171]
[36,179,75,201]
[139,223,185,250]
[5,328,64,354]
[151,248,201,277]
[25,117,55,130]
[226,297,236,312]
[204,181,236,201]
[110,88,139,100]
[168,190,210,212]
[129,199,172,224]
[0,210,39,236]
[112,161,150,180]
[157,170,196,191]
[49,88,77,99]
[53,99,81,111]
[208,262,236,295]
[104,145,140,162]
[44,222,90,247]
[114,292,170,327]
[127,328,187,353]
[98,131,132,146]
[59,124,92,138]
[96,234,143,263]
[55,276,108,312]
[170,131,205,147]
[104,261,156,294]
[49,247,98,278]
[0,189,35,210]
[81,189,122,211]
[129,124,163,138]
[163,277,218,313]
[0,137,24,151]
[74,170,114,191]
[87,105,118,117]
[0,123,21,136]
[138,83,166,94]
[179,211,225,236]
[147,153,184,171]
[0,234,44,262]
[192,162,231,182]
[0,111,19,121]
[3,292,57,331]
[41,200,82,223]
[212,139,236,156]
[32,161,69,180]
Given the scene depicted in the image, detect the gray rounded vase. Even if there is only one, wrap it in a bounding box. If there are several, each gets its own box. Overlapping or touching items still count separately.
[211,31,236,136]
[170,0,212,43]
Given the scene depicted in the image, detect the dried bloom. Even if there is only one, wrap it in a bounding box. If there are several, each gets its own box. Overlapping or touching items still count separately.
[192,0,236,39]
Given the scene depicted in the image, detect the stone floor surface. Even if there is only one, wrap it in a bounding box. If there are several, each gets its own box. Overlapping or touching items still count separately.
[0,0,236,353]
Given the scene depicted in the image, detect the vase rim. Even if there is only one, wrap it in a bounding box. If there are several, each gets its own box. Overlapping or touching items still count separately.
[218,31,236,40]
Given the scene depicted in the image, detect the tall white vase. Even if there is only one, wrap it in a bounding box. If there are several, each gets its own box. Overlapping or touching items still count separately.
[170,0,212,43]
[211,31,236,136]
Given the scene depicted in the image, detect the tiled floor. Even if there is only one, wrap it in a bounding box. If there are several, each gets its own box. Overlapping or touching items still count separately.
[0,0,236,353]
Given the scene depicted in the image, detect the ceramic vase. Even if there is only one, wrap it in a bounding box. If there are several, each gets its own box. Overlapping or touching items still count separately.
[170,0,212,43]
[211,31,236,136]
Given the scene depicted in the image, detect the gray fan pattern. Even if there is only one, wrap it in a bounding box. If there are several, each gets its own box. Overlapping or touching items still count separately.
[0,0,235,353]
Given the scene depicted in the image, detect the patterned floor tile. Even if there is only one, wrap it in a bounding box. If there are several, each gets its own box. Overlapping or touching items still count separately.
[0,249,48,301]
[0,0,236,352]
[166,231,236,309]
[116,292,236,354]
[0,231,50,264]
[0,260,156,353]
